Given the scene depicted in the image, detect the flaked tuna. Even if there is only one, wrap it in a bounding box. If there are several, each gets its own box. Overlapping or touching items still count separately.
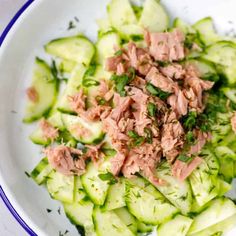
[26,86,39,103]
[39,118,59,141]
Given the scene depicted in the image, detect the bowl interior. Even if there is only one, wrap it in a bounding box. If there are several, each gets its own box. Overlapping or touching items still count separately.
[0,0,236,235]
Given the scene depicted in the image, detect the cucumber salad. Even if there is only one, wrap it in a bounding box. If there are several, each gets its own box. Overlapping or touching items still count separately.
[24,0,236,235]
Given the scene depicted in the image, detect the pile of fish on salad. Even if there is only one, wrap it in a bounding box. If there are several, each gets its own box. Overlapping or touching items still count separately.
[31,29,233,185]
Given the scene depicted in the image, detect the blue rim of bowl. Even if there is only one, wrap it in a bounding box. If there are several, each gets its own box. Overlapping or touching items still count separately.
[0,0,37,235]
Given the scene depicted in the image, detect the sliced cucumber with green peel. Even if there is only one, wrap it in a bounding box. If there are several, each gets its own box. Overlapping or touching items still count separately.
[57,63,87,113]
[137,221,153,233]
[114,207,138,234]
[59,59,76,73]
[189,160,219,207]
[30,157,52,185]
[23,58,58,123]
[62,114,104,144]
[107,0,137,30]
[81,162,110,205]
[104,178,126,211]
[96,17,113,36]
[64,200,95,235]
[93,207,135,236]
[154,161,193,215]
[188,198,236,235]
[186,58,219,82]
[173,17,195,35]
[45,35,95,65]
[190,213,236,236]
[29,125,51,146]
[46,170,75,203]
[193,17,220,45]
[157,214,193,236]
[119,24,144,41]
[125,179,178,225]
[139,0,169,32]
[96,32,121,65]
[47,111,65,131]
[202,41,236,84]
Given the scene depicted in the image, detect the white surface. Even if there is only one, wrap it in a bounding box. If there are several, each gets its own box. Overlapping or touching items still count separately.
[0,1,28,235]
[0,0,236,236]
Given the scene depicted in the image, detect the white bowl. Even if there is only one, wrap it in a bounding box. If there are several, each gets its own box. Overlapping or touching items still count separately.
[0,0,236,235]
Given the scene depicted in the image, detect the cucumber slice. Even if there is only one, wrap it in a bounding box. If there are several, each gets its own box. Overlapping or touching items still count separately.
[93,207,135,236]
[173,18,195,35]
[202,41,236,84]
[58,64,87,113]
[59,59,76,73]
[137,221,153,233]
[46,170,75,203]
[188,198,236,235]
[189,160,219,207]
[104,179,126,211]
[222,87,236,103]
[190,213,236,236]
[64,200,95,235]
[193,17,220,45]
[186,59,219,82]
[96,32,121,65]
[23,58,58,123]
[201,148,219,176]
[217,178,232,196]
[119,24,144,41]
[62,114,104,144]
[115,207,138,234]
[107,0,137,30]
[125,179,178,225]
[47,111,65,131]
[30,157,52,185]
[139,0,169,32]
[45,35,95,66]
[81,162,110,205]
[29,125,51,146]
[73,176,87,202]
[96,17,113,36]
[154,161,193,215]
[157,214,193,236]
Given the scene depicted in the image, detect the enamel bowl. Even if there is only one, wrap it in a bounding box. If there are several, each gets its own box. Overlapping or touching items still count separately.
[0,0,236,235]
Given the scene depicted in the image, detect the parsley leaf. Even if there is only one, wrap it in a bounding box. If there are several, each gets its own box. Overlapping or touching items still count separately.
[128,130,145,146]
[114,50,123,56]
[178,154,193,163]
[186,131,196,145]
[111,74,132,96]
[182,111,197,130]
[98,172,118,185]
[146,83,171,100]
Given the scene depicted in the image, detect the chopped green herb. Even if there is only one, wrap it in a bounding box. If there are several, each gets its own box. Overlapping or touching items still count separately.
[186,131,196,145]
[182,111,197,130]
[84,64,96,77]
[101,148,117,157]
[132,5,142,20]
[57,207,61,215]
[178,154,193,163]
[67,21,76,30]
[98,172,118,185]
[128,67,136,81]
[146,83,171,100]
[82,78,100,87]
[111,74,133,96]
[147,102,157,117]
[128,130,145,147]
[114,49,123,56]
[24,171,31,178]
[46,208,52,213]
[131,35,144,42]
[156,60,169,67]
[144,128,153,144]
[82,195,90,201]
